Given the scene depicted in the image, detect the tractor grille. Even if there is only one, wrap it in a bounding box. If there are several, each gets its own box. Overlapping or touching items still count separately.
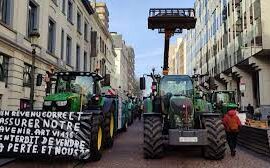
[170,97,193,128]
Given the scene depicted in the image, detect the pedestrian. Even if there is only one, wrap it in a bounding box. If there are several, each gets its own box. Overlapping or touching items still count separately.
[223,109,242,156]
[267,115,270,127]
[246,104,254,119]
[254,106,262,120]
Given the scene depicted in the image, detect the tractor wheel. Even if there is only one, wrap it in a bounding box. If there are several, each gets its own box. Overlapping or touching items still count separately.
[90,115,103,161]
[104,106,115,149]
[144,116,163,159]
[203,118,226,160]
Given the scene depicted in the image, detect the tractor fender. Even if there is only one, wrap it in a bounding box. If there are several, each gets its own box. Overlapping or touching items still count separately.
[84,109,102,115]
[195,112,222,128]
[102,97,115,114]
[143,112,162,118]
[199,112,222,118]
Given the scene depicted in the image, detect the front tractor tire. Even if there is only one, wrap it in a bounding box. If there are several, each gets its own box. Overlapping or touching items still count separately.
[104,106,115,149]
[203,118,226,160]
[144,116,164,159]
[90,115,104,161]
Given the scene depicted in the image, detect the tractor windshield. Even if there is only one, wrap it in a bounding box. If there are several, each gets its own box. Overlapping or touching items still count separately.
[160,75,193,98]
[213,92,235,104]
[56,75,94,98]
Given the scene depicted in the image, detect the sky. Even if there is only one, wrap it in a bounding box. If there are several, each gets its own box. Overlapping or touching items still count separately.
[101,0,195,77]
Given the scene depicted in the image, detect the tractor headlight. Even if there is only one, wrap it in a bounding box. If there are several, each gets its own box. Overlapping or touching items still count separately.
[175,115,181,123]
[56,101,68,106]
[44,101,52,106]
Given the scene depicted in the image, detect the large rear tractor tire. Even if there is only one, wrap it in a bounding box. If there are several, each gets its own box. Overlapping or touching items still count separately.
[104,106,115,149]
[144,116,164,159]
[90,115,104,161]
[203,118,226,160]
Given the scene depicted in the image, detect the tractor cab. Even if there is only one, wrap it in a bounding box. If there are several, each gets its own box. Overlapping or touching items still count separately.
[43,72,104,112]
[212,91,238,115]
[159,75,194,128]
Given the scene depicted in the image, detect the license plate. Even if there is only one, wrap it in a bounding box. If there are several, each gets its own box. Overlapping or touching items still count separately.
[179,137,198,142]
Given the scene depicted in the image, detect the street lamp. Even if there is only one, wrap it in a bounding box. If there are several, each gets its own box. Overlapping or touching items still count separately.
[29,29,40,111]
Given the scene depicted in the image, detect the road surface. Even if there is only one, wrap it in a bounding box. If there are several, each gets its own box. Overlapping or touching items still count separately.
[3,120,270,168]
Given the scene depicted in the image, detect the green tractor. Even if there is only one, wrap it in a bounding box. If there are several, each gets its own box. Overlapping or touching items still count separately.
[126,97,135,126]
[120,99,129,131]
[140,75,226,160]
[101,85,129,132]
[211,90,238,115]
[141,7,226,160]
[194,91,213,113]
[43,71,117,161]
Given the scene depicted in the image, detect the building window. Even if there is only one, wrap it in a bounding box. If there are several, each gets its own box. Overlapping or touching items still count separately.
[250,4,253,25]
[67,0,73,23]
[0,0,11,25]
[77,12,81,33]
[84,22,88,41]
[99,37,102,52]
[23,63,32,87]
[20,99,30,111]
[0,54,9,87]
[91,31,97,57]
[84,51,87,71]
[47,18,55,54]
[61,29,64,60]
[27,1,38,37]
[62,0,66,14]
[0,94,2,110]
[66,35,72,65]
[228,28,231,43]
[244,12,247,29]
[76,45,80,71]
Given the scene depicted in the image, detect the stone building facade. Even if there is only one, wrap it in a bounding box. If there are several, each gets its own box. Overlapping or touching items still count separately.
[90,1,117,89]
[169,38,187,75]
[111,32,136,97]
[0,0,116,110]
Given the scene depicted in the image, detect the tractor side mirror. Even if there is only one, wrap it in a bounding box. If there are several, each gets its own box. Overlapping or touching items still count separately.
[103,74,111,86]
[36,74,43,86]
[140,77,146,90]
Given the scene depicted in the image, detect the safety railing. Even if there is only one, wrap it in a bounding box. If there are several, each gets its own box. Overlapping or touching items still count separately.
[149,8,195,18]
[238,126,270,156]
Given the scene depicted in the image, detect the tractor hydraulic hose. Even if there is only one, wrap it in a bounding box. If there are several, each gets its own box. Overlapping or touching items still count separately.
[163,36,170,75]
